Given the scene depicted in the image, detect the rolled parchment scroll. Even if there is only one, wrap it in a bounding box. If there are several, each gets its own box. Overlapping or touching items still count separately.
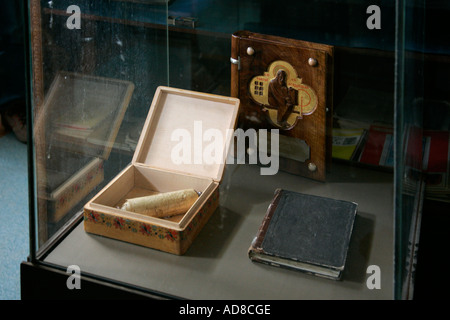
[121,189,200,218]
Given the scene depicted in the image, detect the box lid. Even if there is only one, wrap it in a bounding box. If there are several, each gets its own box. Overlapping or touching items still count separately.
[132,86,240,182]
[43,71,134,160]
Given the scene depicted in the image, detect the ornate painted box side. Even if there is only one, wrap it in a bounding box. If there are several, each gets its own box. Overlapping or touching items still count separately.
[84,186,219,255]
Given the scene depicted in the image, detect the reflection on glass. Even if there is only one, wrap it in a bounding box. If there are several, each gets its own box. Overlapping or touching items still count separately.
[40,72,134,225]
[30,0,168,245]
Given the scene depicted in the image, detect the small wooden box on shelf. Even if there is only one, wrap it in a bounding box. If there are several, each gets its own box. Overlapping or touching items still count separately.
[83,86,240,255]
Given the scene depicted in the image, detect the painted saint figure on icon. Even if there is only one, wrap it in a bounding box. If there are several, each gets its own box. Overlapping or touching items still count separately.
[268,69,298,128]
[249,61,318,130]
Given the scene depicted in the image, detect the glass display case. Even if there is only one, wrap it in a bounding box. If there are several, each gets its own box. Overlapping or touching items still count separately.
[20,0,449,300]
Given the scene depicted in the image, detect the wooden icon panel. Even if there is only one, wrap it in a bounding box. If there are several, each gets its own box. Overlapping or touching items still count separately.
[231,31,334,181]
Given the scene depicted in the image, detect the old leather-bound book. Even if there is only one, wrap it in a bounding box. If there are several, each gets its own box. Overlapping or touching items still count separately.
[248,189,357,280]
[231,31,334,181]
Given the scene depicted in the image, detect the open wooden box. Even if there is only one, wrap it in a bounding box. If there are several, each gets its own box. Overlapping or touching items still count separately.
[43,72,134,223]
[83,86,240,255]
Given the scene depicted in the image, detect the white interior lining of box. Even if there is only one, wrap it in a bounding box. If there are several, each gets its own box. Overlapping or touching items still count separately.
[133,87,240,182]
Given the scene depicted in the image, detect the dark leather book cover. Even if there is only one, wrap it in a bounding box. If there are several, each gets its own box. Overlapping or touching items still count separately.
[248,189,357,280]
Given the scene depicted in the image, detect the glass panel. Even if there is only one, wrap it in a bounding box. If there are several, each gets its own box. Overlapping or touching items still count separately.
[167,0,398,297]
[29,0,169,252]
[395,0,450,299]
[25,0,436,299]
